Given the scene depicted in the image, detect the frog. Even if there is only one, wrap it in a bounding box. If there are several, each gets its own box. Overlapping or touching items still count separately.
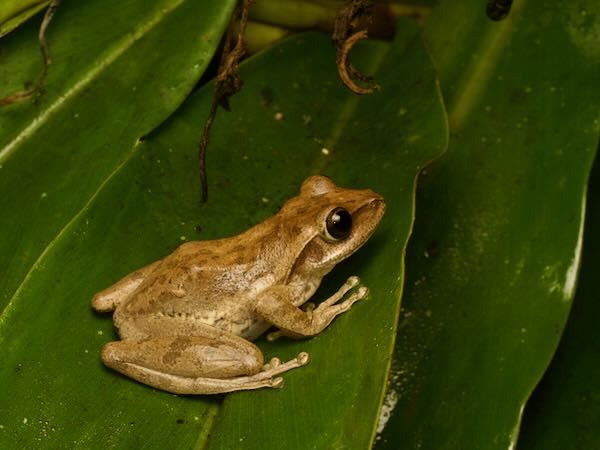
[92,175,385,395]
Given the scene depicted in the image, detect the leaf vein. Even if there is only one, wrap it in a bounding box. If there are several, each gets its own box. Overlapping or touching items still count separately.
[0,0,185,164]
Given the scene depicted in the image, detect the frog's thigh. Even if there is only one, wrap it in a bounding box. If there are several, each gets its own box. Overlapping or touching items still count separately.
[104,334,263,377]
[102,334,309,395]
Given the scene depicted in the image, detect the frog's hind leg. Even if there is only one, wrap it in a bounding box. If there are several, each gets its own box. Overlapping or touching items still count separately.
[101,335,309,395]
[92,260,162,312]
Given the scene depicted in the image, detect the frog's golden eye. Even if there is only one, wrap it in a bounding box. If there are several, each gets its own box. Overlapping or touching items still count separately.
[325,207,352,240]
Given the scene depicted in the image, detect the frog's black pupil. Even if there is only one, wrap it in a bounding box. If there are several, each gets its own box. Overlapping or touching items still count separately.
[326,207,352,240]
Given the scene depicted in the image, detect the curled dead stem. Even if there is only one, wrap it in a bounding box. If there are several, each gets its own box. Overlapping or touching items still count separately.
[336,30,376,95]
[333,0,378,95]
[0,0,60,107]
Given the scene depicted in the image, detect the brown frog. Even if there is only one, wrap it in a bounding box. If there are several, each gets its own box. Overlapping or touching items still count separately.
[92,175,385,394]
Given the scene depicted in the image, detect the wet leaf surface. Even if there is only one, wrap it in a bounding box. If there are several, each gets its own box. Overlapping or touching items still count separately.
[518,151,600,450]
[0,22,447,449]
[0,0,48,37]
[0,0,235,312]
[375,0,600,448]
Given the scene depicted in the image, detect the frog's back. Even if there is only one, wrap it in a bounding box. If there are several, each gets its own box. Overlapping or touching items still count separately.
[116,223,292,328]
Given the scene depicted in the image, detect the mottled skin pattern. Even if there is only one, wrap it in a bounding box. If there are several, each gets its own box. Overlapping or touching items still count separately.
[92,176,385,394]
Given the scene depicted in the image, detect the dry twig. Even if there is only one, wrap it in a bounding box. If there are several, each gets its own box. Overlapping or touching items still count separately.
[0,0,61,106]
[198,0,252,202]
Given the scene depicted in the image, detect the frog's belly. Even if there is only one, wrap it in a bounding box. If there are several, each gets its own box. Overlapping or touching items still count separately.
[198,308,271,341]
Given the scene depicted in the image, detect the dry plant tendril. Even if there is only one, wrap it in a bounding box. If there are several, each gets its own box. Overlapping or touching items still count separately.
[0,0,61,107]
[332,0,379,95]
[198,0,252,203]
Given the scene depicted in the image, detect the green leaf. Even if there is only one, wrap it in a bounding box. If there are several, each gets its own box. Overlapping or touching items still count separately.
[375,0,600,449]
[518,152,600,449]
[0,0,236,312]
[0,0,48,38]
[205,25,447,450]
[0,24,447,449]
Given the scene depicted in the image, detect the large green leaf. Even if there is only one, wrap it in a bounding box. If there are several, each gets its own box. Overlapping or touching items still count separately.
[518,150,600,449]
[0,0,235,312]
[375,0,600,448]
[0,24,447,448]
[205,24,446,450]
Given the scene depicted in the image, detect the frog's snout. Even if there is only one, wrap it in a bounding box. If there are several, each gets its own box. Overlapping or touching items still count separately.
[365,191,386,224]
[348,191,385,244]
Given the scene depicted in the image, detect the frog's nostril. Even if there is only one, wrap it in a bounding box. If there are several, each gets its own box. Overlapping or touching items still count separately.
[370,198,386,216]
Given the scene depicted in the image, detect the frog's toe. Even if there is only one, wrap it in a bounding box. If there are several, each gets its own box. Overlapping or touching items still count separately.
[263,357,282,371]
[266,330,284,341]
[347,276,360,287]
[296,351,310,365]
[343,286,368,307]
[257,352,309,382]
[357,286,369,299]
[271,377,284,388]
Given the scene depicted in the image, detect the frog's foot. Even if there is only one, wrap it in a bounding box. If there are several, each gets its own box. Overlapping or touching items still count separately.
[336,286,368,310]
[256,352,309,385]
[258,278,368,341]
[266,277,364,341]
[314,286,368,321]
[319,275,366,309]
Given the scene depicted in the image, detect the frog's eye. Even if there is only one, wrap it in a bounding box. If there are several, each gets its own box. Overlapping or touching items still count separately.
[324,207,352,240]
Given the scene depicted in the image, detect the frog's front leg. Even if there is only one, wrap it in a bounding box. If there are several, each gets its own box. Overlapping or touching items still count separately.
[101,332,308,395]
[256,276,368,340]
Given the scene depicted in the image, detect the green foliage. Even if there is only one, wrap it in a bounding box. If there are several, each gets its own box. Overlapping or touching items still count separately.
[0,0,48,37]
[0,0,235,311]
[518,154,600,450]
[0,0,598,449]
[376,0,600,448]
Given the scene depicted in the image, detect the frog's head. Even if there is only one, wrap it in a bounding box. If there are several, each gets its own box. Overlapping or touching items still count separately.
[282,175,385,278]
